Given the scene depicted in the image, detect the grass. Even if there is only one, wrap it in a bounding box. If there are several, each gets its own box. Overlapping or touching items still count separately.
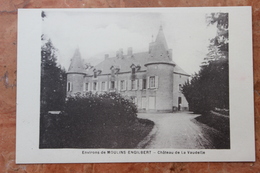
[195,111,230,149]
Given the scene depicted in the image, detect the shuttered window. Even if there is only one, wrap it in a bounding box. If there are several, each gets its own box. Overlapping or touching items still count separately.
[120,80,126,91]
[93,82,97,91]
[110,81,115,89]
[139,79,143,90]
[131,79,137,90]
[84,83,89,91]
[143,79,146,89]
[149,76,155,88]
[148,76,158,89]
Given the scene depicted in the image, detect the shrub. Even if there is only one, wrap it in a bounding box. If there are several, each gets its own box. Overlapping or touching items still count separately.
[64,92,137,125]
[40,92,153,148]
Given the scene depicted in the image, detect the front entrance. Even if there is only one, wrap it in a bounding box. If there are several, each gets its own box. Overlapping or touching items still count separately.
[178,97,182,111]
[149,97,156,110]
[141,97,147,109]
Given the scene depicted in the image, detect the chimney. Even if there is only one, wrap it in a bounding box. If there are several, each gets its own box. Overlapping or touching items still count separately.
[105,54,109,60]
[117,48,124,59]
[127,47,133,56]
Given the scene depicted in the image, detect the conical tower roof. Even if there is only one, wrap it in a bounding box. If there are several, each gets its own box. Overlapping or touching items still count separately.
[148,25,172,63]
[155,25,168,50]
[68,48,86,74]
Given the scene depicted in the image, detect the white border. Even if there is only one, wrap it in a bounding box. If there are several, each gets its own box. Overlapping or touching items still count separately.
[16,7,254,163]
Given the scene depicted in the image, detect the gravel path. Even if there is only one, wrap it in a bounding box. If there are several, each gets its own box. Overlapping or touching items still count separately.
[137,112,222,149]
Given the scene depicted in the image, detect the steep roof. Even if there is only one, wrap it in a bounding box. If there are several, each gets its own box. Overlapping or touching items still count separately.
[91,26,188,76]
[148,25,171,62]
[69,26,189,77]
[68,48,86,74]
[155,25,168,50]
[90,52,189,76]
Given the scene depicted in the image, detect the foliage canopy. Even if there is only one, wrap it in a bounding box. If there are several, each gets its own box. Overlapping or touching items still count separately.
[182,13,229,114]
[40,39,67,114]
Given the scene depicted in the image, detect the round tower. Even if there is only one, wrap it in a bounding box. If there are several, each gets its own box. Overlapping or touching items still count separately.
[145,26,175,112]
[67,48,86,97]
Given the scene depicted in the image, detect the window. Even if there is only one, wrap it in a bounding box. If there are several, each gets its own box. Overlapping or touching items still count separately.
[101,82,105,91]
[93,72,97,78]
[149,76,155,88]
[148,76,158,89]
[111,81,115,89]
[179,84,182,92]
[131,67,136,75]
[131,79,137,90]
[93,82,97,91]
[138,79,146,90]
[67,82,72,92]
[111,68,115,77]
[120,80,125,90]
[84,83,89,91]
[143,79,147,89]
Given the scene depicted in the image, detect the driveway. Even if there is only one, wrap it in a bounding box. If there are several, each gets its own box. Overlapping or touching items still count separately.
[137,112,223,149]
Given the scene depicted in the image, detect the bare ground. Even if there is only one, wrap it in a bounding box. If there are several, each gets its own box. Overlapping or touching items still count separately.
[137,112,229,149]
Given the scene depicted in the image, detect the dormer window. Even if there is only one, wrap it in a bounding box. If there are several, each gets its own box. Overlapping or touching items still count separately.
[111,68,115,77]
[110,65,120,76]
[130,64,140,75]
[131,68,136,75]
[93,71,97,78]
[93,69,101,79]
[114,67,120,74]
[136,64,141,71]
[110,66,116,78]
[130,64,136,80]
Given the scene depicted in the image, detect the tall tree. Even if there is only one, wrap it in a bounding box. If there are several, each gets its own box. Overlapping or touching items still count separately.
[182,13,229,114]
[40,39,66,114]
[204,13,228,63]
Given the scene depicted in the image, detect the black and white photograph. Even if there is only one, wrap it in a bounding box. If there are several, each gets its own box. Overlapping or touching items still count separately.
[40,10,229,150]
[16,7,254,163]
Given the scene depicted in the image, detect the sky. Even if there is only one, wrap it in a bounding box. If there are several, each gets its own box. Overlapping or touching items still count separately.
[42,9,218,75]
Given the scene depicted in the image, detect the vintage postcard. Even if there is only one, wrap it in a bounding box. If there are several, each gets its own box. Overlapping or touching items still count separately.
[16,7,254,163]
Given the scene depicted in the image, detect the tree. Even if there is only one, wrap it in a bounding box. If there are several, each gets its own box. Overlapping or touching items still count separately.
[182,13,229,114]
[40,39,67,114]
[204,13,228,64]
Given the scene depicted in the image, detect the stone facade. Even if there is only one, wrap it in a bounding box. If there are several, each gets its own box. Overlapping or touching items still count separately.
[66,26,189,112]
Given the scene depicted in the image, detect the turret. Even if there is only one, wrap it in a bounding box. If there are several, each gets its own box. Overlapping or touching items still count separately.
[66,48,86,97]
[148,25,172,62]
[145,25,175,112]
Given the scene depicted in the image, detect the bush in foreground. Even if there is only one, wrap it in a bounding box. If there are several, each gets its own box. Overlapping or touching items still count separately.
[40,92,154,148]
